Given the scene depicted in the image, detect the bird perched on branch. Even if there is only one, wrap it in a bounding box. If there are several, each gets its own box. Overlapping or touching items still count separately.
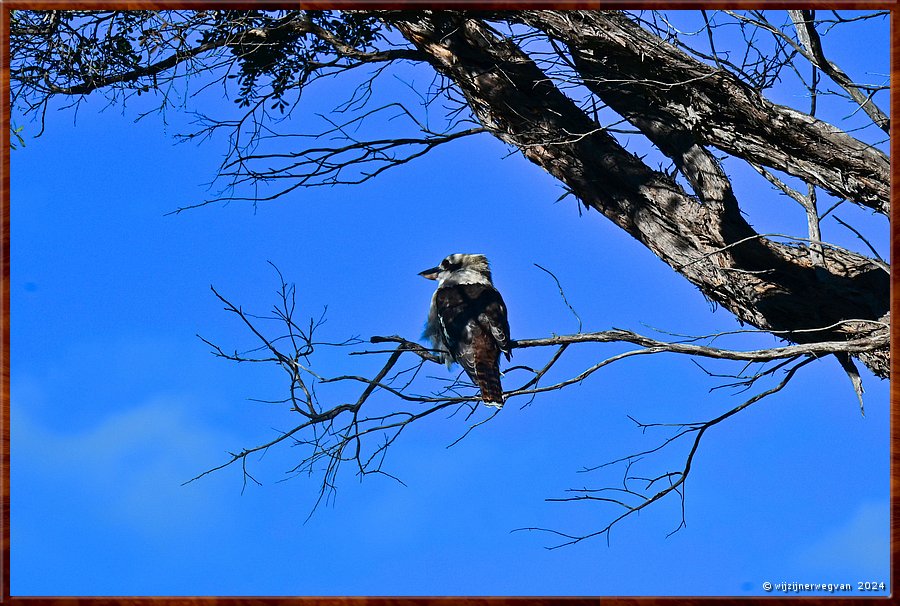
[419,253,512,407]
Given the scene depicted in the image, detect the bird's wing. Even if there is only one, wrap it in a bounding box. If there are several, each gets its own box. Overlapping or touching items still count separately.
[478,291,511,360]
[435,283,512,363]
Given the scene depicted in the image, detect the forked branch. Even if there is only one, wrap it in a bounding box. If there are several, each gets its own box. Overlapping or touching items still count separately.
[186,268,884,542]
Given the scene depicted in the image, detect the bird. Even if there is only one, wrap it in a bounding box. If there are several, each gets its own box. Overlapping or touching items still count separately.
[419,253,512,407]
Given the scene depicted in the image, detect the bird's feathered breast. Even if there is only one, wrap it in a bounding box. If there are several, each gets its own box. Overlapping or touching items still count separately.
[430,282,511,362]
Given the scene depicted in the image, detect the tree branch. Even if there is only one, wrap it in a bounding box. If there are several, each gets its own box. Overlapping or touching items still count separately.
[516,356,815,548]
[188,270,885,529]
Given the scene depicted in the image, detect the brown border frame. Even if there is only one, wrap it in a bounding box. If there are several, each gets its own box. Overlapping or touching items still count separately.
[0,1,895,603]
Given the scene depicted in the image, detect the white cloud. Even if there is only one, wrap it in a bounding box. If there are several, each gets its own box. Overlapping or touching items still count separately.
[13,392,237,538]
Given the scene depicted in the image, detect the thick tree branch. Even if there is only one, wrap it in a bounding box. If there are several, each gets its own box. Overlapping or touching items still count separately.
[10,8,889,550]
[788,10,887,133]
[384,12,889,377]
[12,10,888,377]
[518,10,889,216]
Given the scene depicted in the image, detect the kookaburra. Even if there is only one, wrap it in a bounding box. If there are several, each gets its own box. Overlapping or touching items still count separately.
[420,253,512,406]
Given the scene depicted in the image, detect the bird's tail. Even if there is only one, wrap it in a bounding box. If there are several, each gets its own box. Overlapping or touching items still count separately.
[473,356,504,406]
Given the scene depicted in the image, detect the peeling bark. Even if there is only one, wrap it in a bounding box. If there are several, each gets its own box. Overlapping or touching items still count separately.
[517,11,889,216]
[13,9,889,377]
[387,11,889,377]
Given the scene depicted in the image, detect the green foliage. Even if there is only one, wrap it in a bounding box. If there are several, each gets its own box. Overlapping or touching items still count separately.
[220,11,383,112]
[11,10,385,117]
[10,124,26,150]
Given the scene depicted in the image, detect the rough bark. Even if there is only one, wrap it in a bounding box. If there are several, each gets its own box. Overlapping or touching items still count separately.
[788,9,890,134]
[12,9,889,377]
[517,10,889,216]
[385,11,889,377]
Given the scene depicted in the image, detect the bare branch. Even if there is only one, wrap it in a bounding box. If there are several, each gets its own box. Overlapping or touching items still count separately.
[534,263,582,333]
[513,327,887,362]
[787,10,889,133]
[188,267,885,534]
[517,356,815,548]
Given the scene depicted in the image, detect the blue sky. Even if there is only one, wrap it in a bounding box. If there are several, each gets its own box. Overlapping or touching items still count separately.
[9,10,890,597]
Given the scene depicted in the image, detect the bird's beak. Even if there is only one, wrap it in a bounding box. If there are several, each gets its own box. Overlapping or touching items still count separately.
[419,266,440,280]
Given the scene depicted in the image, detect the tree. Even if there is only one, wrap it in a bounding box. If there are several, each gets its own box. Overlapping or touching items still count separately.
[10,9,889,546]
